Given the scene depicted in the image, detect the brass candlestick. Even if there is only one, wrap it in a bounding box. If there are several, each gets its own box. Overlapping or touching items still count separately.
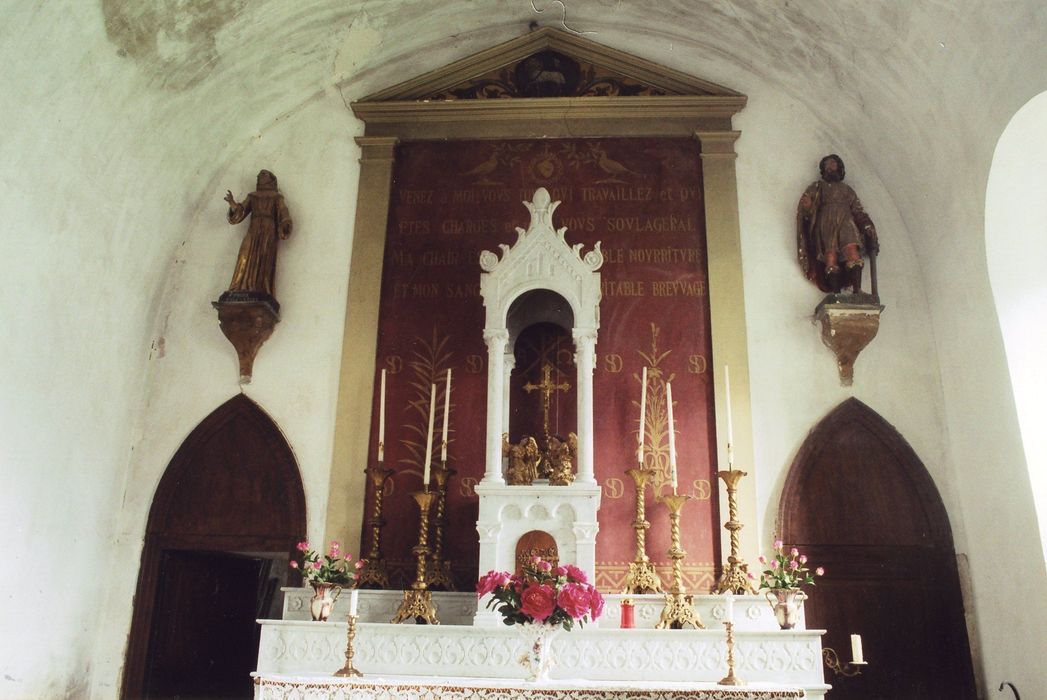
[391,489,440,624]
[718,621,744,686]
[622,466,663,594]
[426,461,456,591]
[357,462,393,589]
[655,493,704,629]
[714,468,758,595]
[333,614,363,677]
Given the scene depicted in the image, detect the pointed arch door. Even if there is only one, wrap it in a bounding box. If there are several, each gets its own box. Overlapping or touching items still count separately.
[122,395,306,699]
[779,399,976,699]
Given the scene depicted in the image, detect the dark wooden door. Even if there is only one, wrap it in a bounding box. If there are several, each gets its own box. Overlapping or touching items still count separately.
[123,395,306,699]
[779,399,976,700]
[143,551,269,699]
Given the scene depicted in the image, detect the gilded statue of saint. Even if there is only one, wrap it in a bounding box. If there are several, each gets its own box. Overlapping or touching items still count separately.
[506,436,542,485]
[223,170,292,299]
[796,154,879,295]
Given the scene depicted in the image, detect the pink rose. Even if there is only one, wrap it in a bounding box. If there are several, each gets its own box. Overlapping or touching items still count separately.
[815,567,825,576]
[555,566,568,577]
[557,582,592,619]
[561,564,588,584]
[476,570,511,598]
[588,585,605,620]
[538,560,552,572]
[296,541,310,552]
[519,584,557,622]
[289,560,299,569]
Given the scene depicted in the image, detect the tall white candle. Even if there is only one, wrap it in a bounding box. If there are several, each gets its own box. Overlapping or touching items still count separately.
[724,365,734,466]
[666,382,677,492]
[349,588,359,617]
[638,366,647,465]
[423,383,436,486]
[378,369,386,462]
[724,591,735,624]
[440,369,452,462]
[851,634,864,664]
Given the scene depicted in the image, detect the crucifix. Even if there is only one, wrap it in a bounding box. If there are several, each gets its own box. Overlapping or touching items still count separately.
[524,362,571,448]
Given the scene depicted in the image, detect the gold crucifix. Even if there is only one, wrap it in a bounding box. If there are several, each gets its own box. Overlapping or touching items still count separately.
[524,362,571,444]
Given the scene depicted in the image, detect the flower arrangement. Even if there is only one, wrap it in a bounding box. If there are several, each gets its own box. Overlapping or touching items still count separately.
[758,539,824,590]
[477,557,604,630]
[289,540,364,586]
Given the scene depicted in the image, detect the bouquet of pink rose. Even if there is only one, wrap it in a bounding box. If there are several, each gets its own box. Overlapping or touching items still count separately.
[477,557,604,631]
[758,539,824,590]
[289,540,364,586]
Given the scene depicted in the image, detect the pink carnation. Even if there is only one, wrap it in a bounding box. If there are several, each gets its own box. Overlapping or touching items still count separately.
[815,567,825,576]
[789,560,799,570]
[519,584,557,622]
[588,585,605,620]
[798,555,807,564]
[355,559,366,569]
[758,555,766,564]
[289,560,299,569]
[330,541,340,551]
[561,564,588,584]
[771,560,779,570]
[296,541,310,552]
[312,560,322,570]
[773,539,783,551]
[790,547,799,557]
[557,582,592,619]
[476,570,511,598]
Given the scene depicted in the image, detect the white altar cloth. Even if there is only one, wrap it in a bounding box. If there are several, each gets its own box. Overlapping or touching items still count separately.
[253,673,808,700]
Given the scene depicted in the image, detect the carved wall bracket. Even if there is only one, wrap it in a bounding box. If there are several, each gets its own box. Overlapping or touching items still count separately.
[814,295,884,386]
[212,296,280,384]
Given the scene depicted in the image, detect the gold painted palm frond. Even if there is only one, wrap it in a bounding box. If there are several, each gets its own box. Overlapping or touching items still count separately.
[399,327,455,471]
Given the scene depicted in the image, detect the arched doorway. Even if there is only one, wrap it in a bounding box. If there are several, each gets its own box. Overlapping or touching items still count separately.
[779,399,976,699]
[122,395,306,700]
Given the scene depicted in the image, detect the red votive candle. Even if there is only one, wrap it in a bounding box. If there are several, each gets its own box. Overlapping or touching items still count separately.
[620,598,635,629]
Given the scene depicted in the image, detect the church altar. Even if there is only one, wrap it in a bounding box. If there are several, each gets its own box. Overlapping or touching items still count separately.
[254,591,829,698]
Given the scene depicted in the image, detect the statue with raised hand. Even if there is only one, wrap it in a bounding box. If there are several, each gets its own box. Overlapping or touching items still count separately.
[223,169,292,300]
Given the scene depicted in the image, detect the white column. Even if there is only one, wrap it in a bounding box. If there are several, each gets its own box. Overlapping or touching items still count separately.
[483,328,509,484]
[573,328,597,484]
[501,352,515,440]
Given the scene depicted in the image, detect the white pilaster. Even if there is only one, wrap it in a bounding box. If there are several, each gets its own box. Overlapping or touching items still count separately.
[483,329,509,485]
[573,328,597,484]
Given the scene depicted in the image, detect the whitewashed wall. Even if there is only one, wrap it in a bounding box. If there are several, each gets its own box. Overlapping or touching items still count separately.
[1,2,1046,699]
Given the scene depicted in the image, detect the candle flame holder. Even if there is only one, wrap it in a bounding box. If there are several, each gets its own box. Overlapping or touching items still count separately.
[391,489,440,625]
[717,621,744,686]
[714,467,758,595]
[655,493,704,629]
[333,614,363,677]
[357,461,394,589]
[623,467,663,594]
[823,647,868,677]
[426,461,456,591]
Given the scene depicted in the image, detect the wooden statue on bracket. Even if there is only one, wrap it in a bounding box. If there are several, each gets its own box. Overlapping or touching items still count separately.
[796,154,885,386]
[211,169,293,383]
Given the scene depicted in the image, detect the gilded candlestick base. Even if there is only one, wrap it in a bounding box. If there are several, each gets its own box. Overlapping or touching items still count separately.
[718,621,744,686]
[656,592,704,629]
[426,558,455,590]
[334,614,363,677]
[624,560,663,594]
[715,556,757,595]
[356,558,390,590]
[390,589,439,625]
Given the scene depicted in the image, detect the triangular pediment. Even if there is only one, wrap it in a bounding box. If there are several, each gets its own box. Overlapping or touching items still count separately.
[359,27,741,102]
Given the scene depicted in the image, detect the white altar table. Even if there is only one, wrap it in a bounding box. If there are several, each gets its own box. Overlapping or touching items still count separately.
[253,674,808,700]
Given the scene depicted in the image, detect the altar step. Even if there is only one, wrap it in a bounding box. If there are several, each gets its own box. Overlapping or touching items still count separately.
[280,589,804,631]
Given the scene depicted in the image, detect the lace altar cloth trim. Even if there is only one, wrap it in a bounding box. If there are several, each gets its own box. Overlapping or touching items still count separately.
[253,675,806,700]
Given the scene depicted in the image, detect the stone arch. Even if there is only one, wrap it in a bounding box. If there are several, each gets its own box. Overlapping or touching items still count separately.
[122,394,305,699]
[778,398,975,699]
[985,90,1047,561]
